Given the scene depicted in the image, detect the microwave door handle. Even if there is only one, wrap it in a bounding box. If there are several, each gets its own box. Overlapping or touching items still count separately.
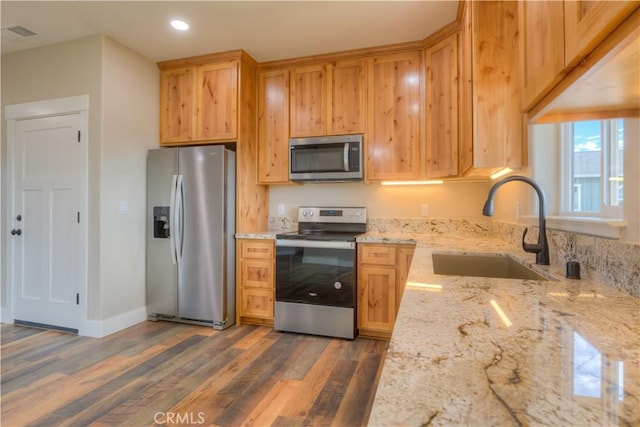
[343,143,349,171]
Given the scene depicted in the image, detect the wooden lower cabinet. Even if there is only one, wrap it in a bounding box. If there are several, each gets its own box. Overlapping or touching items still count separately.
[357,243,415,339]
[236,239,275,325]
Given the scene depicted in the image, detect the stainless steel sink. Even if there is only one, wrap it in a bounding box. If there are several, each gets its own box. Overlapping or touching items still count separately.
[432,253,549,281]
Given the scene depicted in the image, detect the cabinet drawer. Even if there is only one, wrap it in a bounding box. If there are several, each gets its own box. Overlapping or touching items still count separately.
[240,240,274,259]
[240,259,274,289]
[241,288,274,319]
[359,245,397,265]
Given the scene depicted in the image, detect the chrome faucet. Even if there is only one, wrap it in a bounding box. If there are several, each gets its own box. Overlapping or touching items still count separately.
[482,175,550,265]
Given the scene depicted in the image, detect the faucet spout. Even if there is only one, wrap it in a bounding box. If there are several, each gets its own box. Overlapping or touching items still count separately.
[482,175,550,265]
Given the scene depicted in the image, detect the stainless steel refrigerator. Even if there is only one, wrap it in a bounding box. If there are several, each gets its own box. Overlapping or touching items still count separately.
[146,145,235,329]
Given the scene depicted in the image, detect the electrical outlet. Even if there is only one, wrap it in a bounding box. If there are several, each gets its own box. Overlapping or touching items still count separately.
[421,204,429,217]
[278,204,285,215]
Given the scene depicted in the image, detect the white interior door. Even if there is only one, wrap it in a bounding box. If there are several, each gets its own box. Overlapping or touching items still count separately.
[11,112,86,331]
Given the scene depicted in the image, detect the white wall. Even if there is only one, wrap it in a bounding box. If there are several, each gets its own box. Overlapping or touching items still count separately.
[1,35,158,331]
[100,37,158,320]
[268,180,491,219]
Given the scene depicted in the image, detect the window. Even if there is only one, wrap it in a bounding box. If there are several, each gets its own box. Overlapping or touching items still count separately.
[561,119,624,219]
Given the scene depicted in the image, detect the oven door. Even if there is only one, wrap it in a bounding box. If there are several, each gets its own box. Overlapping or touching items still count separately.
[275,239,355,308]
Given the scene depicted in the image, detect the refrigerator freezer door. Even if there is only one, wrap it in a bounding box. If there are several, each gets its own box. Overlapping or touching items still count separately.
[147,148,179,318]
[177,145,227,324]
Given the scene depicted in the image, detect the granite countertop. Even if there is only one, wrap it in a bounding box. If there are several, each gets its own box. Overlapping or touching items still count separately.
[368,234,640,426]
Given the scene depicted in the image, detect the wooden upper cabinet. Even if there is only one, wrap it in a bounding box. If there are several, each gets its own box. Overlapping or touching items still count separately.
[460,1,523,177]
[160,67,196,144]
[196,60,238,141]
[519,1,566,110]
[329,60,366,135]
[290,60,366,137]
[564,1,639,68]
[520,0,639,113]
[425,33,459,179]
[159,59,239,145]
[367,51,422,181]
[290,64,327,137]
[257,69,290,183]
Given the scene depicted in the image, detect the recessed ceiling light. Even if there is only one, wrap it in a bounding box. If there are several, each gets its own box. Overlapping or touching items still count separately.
[170,20,189,31]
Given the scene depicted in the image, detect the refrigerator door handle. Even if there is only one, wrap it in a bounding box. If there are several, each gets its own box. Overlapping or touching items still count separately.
[175,174,185,267]
[169,174,178,265]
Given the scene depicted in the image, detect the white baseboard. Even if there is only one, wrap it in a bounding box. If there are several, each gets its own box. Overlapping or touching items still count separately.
[79,306,148,338]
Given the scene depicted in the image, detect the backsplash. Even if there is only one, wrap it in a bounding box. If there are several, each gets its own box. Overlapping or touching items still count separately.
[268,215,640,297]
[494,221,640,297]
[268,216,493,237]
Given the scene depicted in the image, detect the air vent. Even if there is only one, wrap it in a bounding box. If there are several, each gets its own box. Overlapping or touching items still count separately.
[1,25,39,40]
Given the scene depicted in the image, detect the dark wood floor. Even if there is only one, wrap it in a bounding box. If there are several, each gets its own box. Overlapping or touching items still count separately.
[0,321,387,426]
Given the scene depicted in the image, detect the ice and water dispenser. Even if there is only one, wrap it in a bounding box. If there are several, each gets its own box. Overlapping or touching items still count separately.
[153,206,170,238]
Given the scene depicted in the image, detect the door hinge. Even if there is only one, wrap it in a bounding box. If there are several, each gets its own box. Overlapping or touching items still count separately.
[76,293,79,305]
[77,130,81,143]
[77,212,80,223]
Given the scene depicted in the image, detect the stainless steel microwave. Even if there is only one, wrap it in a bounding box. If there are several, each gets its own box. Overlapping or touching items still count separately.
[289,134,363,182]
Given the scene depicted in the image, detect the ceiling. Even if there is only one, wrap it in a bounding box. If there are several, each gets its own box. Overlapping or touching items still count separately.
[1,1,459,63]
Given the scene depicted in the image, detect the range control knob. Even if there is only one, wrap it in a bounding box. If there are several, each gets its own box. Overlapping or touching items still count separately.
[334,282,342,290]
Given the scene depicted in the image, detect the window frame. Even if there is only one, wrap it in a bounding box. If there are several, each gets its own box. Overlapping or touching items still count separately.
[559,119,623,220]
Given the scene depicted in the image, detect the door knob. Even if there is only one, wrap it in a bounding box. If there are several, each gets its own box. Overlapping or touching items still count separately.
[11,229,21,236]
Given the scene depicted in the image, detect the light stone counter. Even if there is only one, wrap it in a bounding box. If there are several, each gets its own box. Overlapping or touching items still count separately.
[368,234,640,427]
[234,232,277,240]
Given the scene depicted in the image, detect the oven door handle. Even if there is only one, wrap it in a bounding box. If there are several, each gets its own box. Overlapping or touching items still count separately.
[276,239,355,250]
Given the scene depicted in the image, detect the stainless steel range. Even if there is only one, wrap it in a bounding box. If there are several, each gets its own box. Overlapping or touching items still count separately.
[275,207,367,339]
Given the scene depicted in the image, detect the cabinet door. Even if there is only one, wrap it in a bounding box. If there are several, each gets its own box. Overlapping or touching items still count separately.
[564,1,639,68]
[471,1,522,171]
[425,33,459,178]
[241,288,274,320]
[519,0,566,110]
[196,61,238,141]
[329,60,366,135]
[367,52,422,181]
[159,67,196,144]
[258,69,290,183]
[241,259,274,289]
[290,64,327,137]
[358,265,396,333]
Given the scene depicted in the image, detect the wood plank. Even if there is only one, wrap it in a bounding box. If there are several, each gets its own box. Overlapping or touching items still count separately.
[93,345,245,426]
[303,359,358,426]
[278,338,348,420]
[213,333,306,426]
[0,324,48,345]
[24,334,206,426]
[166,329,280,419]
[238,379,300,426]
[0,323,386,427]
[283,336,330,380]
[332,352,385,426]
